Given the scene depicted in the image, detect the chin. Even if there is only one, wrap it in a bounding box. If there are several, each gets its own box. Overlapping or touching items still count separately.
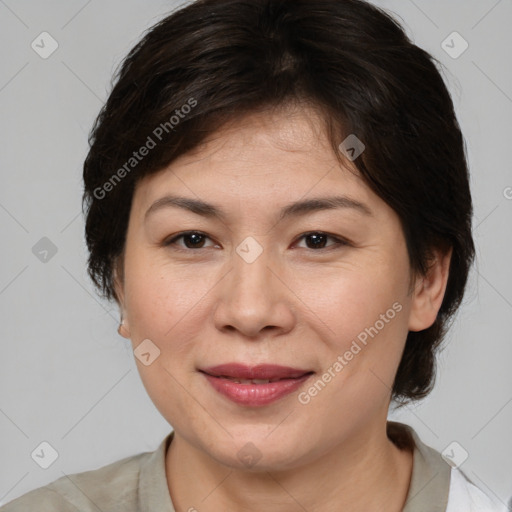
[204,430,308,473]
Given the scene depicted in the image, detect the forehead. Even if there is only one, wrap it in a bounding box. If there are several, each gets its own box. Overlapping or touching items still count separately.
[132,107,386,221]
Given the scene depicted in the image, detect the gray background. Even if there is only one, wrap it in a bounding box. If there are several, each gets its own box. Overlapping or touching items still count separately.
[0,0,511,507]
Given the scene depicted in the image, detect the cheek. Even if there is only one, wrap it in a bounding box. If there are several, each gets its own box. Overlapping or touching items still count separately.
[123,253,216,356]
[299,274,409,420]
[296,260,412,410]
[122,259,206,422]
[291,260,409,343]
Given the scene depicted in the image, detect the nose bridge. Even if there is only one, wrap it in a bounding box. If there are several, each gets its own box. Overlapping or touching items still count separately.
[213,235,292,336]
[231,235,274,303]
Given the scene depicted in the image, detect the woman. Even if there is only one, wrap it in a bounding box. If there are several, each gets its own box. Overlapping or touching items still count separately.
[1,0,506,510]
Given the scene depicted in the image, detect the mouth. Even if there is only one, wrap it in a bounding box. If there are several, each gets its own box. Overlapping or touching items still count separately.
[200,363,313,381]
[199,363,315,406]
[207,377,301,384]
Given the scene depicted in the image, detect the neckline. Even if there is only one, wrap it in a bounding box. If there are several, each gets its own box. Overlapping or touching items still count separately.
[388,421,451,511]
[140,422,451,511]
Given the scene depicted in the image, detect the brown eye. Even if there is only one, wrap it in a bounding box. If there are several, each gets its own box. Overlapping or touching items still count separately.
[164,231,215,249]
[163,231,348,252]
[295,232,348,250]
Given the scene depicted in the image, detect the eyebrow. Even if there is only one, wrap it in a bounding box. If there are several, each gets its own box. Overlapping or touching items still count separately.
[144,194,373,223]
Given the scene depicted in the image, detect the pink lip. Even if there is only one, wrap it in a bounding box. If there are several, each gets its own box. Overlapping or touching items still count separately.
[200,363,314,407]
[201,363,312,380]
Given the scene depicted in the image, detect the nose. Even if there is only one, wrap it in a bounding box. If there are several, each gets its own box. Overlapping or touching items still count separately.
[213,241,296,339]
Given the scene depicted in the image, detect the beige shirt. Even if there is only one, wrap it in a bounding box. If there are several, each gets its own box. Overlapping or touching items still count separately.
[0,422,502,511]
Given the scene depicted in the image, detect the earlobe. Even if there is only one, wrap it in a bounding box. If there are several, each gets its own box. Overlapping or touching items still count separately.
[113,261,131,339]
[408,247,452,332]
[117,313,131,339]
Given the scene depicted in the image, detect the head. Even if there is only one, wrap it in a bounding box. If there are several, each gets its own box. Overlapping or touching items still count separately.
[83,0,474,469]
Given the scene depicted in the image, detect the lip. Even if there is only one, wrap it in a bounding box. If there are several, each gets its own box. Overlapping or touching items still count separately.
[200,363,314,407]
[201,363,312,380]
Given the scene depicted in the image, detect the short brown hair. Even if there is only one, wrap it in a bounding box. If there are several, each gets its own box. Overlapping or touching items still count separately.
[82,0,475,403]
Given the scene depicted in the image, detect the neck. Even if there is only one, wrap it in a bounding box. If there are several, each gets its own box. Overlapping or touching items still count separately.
[166,421,413,512]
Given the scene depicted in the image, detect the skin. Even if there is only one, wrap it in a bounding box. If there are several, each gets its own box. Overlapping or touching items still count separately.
[115,104,452,512]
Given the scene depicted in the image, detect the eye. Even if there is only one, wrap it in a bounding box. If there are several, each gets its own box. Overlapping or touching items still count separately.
[163,231,217,250]
[163,230,349,251]
[294,231,349,250]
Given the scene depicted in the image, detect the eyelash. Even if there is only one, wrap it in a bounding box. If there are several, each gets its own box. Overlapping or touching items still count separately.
[162,230,350,252]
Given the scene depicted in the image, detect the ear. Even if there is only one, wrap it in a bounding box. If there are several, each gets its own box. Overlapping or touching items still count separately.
[113,259,131,339]
[408,247,452,332]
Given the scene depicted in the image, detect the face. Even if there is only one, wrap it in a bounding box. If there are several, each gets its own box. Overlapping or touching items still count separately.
[115,105,445,471]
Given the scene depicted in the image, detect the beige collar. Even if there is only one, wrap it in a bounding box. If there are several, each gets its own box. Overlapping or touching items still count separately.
[388,421,451,511]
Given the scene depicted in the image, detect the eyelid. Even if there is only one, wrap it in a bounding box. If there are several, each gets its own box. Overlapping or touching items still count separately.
[163,230,217,248]
[163,230,350,251]
[293,231,350,250]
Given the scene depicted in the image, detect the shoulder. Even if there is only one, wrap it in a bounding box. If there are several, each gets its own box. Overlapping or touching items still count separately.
[388,421,507,512]
[446,468,508,512]
[0,449,151,512]
[0,486,80,512]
